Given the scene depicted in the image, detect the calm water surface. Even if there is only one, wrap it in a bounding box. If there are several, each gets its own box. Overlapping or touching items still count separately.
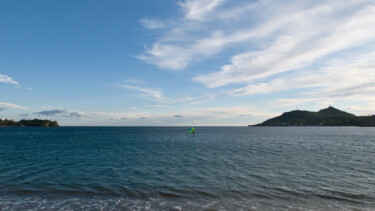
[0,127,374,210]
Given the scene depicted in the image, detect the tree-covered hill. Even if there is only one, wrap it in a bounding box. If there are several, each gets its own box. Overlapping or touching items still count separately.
[0,119,59,127]
[254,106,375,126]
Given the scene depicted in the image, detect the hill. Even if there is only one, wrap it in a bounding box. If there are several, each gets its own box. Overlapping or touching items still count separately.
[254,106,375,126]
[0,119,59,127]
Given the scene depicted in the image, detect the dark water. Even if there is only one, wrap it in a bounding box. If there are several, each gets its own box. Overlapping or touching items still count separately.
[0,127,375,210]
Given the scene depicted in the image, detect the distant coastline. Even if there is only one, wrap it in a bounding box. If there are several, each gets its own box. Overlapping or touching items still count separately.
[252,106,375,127]
[0,119,59,127]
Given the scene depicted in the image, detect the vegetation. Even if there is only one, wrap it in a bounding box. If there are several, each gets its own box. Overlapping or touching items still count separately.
[0,119,59,127]
[254,106,375,127]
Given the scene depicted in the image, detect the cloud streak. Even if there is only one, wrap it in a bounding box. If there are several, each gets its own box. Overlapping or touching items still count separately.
[115,82,214,105]
[33,109,88,118]
[116,83,163,100]
[0,102,28,109]
[34,109,66,116]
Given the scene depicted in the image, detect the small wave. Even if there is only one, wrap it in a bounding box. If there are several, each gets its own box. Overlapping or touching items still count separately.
[1,194,374,211]
[313,190,375,205]
[1,187,120,198]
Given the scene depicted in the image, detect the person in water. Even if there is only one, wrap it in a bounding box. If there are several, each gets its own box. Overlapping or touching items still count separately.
[189,128,195,135]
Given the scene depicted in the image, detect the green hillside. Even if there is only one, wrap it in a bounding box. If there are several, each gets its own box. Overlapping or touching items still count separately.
[0,119,59,127]
[254,106,374,126]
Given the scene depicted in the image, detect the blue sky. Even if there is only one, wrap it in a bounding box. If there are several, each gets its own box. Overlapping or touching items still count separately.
[1,0,375,126]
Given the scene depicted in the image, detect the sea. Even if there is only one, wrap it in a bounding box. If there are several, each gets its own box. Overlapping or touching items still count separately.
[0,127,374,210]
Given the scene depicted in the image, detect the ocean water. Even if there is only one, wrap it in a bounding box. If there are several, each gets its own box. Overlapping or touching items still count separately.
[0,127,374,210]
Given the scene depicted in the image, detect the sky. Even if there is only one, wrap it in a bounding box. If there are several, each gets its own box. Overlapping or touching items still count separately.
[1,0,375,126]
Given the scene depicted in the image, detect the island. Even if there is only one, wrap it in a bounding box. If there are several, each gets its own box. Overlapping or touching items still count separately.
[0,119,59,127]
[253,106,375,127]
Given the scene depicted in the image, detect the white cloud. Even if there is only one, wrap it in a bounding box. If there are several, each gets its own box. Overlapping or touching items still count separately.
[195,3,375,88]
[116,83,163,100]
[227,50,375,100]
[137,0,239,70]
[140,18,166,29]
[139,0,375,101]
[137,44,193,70]
[178,0,226,20]
[249,49,375,117]
[0,102,28,109]
[0,74,19,85]
[115,82,215,105]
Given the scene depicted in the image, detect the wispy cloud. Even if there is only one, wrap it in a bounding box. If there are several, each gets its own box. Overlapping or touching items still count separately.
[140,18,167,29]
[178,0,226,20]
[115,82,214,105]
[137,0,240,70]
[230,50,375,99]
[0,102,28,109]
[67,111,87,118]
[137,0,289,70]
[0,108,6,112]
[33,109,66,116]
[174,114,183,118]
[195,2,375,88]
[116,83,163,100]
[0,74,19,85]
[33,109,88,118]
[139,0,375,102]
